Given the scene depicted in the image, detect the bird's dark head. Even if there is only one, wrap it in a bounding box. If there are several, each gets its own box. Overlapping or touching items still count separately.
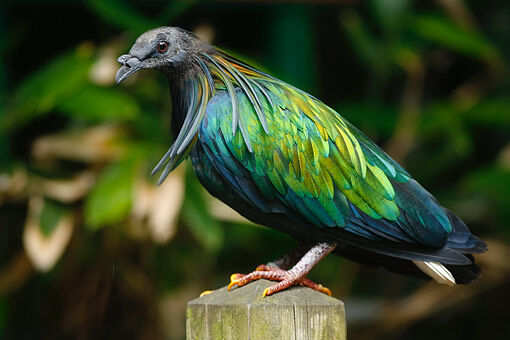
[116,26,211,84]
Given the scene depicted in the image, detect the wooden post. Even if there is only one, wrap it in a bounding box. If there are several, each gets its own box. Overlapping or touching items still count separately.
[186,279,346,339]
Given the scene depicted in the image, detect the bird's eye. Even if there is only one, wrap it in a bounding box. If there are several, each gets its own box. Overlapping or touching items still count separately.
[157,41,168,53]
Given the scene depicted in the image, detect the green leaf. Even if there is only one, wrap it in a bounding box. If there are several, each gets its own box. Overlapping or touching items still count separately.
[58,85,140,122]
[156,1,197,24]
[421,102,472,154]
[1,46,93,132]
[40,199,68,237]
[86,0,196,36]
[85,0,153,35]
[465,97,510,128]
[464,166,510,226]
[412,14,500,60]
[181,172,223,252]
[339,10,389,73]
[268,6,316,90]
[336,102,399,137]
[370,0,410,35]
[85,159,138,229]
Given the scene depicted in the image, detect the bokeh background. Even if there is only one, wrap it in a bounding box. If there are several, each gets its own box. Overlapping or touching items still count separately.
[1,0,509,339]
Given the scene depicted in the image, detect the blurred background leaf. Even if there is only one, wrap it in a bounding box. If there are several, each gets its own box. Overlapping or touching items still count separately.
[411,14,500,61]
[85,159,138,229]
[181,170,224,253]
[59,85,141,123]
[39,198,67,237]
[1,47,93,132]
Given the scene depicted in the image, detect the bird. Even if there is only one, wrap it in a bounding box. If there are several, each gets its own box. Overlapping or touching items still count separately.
[116,26,487,297]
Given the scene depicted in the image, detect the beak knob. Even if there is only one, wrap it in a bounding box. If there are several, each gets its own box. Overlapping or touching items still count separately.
[117,54,131,64]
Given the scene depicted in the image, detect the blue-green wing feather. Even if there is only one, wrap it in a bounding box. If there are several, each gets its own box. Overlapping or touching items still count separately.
[198,81,453,248]
[179,52,482,257]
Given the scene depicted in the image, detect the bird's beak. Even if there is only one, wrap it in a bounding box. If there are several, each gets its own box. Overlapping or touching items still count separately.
[116,54,145,84]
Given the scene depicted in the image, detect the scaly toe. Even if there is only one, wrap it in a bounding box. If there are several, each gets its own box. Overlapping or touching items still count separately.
[300,279,333,296]
[228,280,239,291]
[230,273,243,282]
[199,290,214,297]
[319,285,332,296]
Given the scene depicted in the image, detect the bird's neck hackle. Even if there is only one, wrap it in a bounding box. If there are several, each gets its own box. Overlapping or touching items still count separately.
[153,48,277,183]
[151,52,215,183]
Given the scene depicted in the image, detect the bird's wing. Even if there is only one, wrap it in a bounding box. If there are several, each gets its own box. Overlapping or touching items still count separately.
[199,53,454,248]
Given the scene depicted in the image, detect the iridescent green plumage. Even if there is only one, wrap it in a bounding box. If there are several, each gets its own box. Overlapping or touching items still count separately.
[160,51,456,246]
[117,26,486,287]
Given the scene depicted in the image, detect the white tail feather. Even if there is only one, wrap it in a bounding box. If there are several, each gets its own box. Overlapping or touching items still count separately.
[412,260,456,286]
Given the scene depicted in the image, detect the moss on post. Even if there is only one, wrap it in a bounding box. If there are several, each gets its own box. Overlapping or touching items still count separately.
[186,279,346,339]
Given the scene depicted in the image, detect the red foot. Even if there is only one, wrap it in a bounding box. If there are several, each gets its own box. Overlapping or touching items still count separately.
[228,265,331,297]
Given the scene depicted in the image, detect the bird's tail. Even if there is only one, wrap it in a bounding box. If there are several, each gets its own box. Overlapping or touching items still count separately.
[413,208,487,285]
[412,255,482,285]
[443,208,487,254]
[412,260,456,285]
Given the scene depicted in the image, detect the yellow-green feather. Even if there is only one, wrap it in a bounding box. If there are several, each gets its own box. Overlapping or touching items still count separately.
[203,53,410,226]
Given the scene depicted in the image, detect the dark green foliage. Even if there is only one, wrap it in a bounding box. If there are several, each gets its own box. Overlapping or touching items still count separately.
[182,172,224,252]
[40,199,67,237]
[85,159,138,229]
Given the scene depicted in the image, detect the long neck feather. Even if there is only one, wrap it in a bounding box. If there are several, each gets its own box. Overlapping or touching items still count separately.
[152,59,212,184]
[200,51,277,150]
[152,50,277,183]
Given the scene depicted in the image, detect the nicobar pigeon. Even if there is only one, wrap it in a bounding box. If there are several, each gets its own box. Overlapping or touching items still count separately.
[116,27,487,297]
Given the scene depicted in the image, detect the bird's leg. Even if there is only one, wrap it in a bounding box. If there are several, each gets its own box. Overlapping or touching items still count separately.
[228,244,308,286]
[199,245,307,297]
[200,244,312,298]
[229,244,307,284]
[228,242,337,297]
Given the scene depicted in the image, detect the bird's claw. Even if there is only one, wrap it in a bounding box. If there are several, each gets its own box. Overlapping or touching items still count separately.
[227,273,244,291]
[199,290,214,297]
[314,284,332,296]
[227,264,332,297]
[227,280,239,291]
[230,273,243,281]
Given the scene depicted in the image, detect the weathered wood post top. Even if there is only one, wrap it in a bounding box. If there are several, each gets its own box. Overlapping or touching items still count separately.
[186,279,346,339]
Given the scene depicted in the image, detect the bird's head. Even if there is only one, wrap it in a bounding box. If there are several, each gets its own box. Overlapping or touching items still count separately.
[116,26,211,84]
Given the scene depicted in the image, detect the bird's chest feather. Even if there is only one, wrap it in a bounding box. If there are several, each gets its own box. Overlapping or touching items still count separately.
[189,89,267,210]
[188,90,305,237]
